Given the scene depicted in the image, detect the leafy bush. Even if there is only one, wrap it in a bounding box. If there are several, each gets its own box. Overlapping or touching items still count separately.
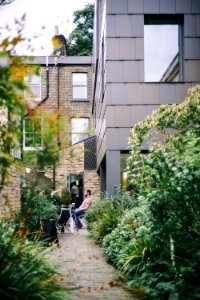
[0,220,69,300]
[85,189,135,244]
[18,189,58,235]
[103,203,152,270]
[60,188,71,206]
[125,85,200,298]
[103,223,134,268]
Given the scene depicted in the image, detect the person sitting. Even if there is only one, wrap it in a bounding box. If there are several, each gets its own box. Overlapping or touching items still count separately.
[72,189,92,230]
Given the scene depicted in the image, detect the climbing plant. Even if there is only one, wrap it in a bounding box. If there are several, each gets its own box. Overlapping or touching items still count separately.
[125,85,200,298]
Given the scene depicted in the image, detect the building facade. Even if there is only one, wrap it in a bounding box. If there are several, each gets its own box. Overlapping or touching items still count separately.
[25,56,100,202]
[93,0,200,195]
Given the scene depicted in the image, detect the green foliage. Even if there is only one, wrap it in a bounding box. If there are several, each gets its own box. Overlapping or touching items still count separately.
[103,223,134,268]
[67,3,94,56]
[103,204,152,270]
[0,220,69,299]
[124,85,200,298]
[23,110,65,171]
[60,188,71,206]
[18,189,58,234]
[85,189,136,244]
[0,19,36,190]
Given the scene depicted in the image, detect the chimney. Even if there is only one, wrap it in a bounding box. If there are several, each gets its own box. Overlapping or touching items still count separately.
[52,25,67,56]
[55,25,59,35]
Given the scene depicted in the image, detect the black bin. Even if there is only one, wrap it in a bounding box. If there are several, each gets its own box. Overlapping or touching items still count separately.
[40,219,58,245]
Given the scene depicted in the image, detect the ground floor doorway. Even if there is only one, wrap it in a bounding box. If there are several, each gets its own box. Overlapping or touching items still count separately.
[67,173,84,208]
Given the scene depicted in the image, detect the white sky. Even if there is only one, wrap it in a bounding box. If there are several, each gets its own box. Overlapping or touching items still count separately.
[0,0,94,55]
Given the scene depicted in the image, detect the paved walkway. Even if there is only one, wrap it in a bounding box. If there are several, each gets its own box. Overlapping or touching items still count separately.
[50,227,138,300]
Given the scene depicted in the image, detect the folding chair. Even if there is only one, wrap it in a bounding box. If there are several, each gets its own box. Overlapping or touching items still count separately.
[72,211,86,234]
[56,208,71,233]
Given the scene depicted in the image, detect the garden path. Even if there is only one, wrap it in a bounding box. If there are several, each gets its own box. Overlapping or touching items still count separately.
[50,228,139,300]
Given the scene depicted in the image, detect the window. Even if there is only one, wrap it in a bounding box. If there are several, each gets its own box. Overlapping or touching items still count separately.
[120,153,129,188]
[72,73,87,100]
[23,117,43,150]
[71,118,89,144]
[25,73,41,101]
[144,15,183,82]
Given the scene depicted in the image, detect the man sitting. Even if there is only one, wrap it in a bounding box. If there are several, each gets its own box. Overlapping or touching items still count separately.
[72,189,92,229]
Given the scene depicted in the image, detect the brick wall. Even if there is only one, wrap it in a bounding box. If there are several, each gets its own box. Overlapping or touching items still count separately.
[37,62,100,199]
[84,170,100,201]
[56,142,100,200]
[40,65,93,119]
[0,166,21,218]
[56,142,84,185]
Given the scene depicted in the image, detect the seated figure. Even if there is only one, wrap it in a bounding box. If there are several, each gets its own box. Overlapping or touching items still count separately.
[72,190,92,230]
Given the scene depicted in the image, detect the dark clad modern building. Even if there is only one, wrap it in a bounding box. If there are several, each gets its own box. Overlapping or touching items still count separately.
[93,0,200,195]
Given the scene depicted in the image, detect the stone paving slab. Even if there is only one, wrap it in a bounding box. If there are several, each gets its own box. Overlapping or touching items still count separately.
[50,228,138,300]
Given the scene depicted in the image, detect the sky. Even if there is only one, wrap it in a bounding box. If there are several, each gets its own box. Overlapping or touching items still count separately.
[0,0,94,55]
[144,25,179,81]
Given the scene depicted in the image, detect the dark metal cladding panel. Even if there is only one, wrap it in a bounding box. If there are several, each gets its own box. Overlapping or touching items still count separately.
[84,136,97,170]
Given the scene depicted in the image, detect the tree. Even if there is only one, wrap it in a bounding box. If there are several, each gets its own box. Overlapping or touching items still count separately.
[0,18,31,191]
[0,0,14,6]
[67,3,94,56]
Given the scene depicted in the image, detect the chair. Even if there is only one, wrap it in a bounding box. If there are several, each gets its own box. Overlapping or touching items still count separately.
[56,208,71,233]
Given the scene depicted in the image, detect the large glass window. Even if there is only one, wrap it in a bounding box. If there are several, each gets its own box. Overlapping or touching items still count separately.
[23,117,43,150]
[72,73,87,100]
[144,16,183,82]
[71,118,89,144]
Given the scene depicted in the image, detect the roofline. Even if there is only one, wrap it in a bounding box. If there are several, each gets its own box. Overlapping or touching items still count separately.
[20,55,92,66]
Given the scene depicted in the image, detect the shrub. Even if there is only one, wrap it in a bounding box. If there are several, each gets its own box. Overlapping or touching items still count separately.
[85,189,135,244]
[103,203,152,271]
[125,85,200,298]
[103,223,134,268]
[18,189,58,235]
[60,188,71,206]
[0,220,69,300]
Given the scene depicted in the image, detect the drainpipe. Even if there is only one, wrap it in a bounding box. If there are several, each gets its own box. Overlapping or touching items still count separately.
[57,61,60,146]
[54,52,61,146]
[52,52,61,190]
[43,55,49,101]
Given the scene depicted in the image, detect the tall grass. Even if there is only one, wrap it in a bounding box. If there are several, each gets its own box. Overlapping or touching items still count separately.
[0,220,69,300]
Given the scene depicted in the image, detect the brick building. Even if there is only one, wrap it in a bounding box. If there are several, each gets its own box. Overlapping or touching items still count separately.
[24,56,100,203]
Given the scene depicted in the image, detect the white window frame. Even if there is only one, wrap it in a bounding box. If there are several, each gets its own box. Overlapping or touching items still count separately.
[23,117,43,151]
[25,73,41,102]
[71,118,89,145]
[72,73,88,100]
